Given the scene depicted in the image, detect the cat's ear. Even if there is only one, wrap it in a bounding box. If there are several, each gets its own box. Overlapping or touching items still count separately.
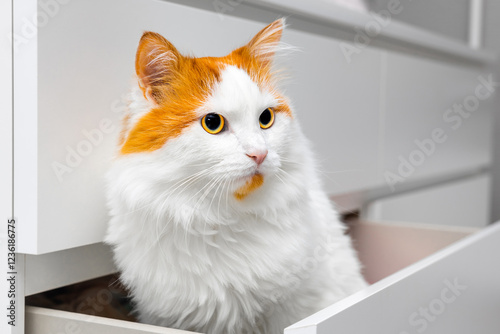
[135,31,180,104]
[245,18,285,65]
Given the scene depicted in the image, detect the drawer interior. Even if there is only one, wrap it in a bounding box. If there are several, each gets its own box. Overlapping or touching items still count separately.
[350,220,476,283]
[25,220,475,333]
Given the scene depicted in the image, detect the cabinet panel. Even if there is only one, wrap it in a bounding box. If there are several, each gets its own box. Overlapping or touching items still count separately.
[381,51,493,191]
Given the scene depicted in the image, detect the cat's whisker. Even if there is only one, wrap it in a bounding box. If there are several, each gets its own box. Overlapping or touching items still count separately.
[134,166,223,262]
[157,164,222,214]
[277,165,358,216]
[153,171,209,238]
[226,179,233,211]
[277,167,294,180]
[154,211,171,264]
[216,178,226,223]
[281,161,367,186]
[121,165,217,217]
[201,176,220,234]
[186,161,220,168]
[218,178,231,222]
[182,175,221,232]
[188,174,222,211]
[197,175,225,236]
[274,173,287,187]
[280,157,365,175]
[320,168,365,175]
[316,168,366,183]
[204,175,226,215]
[211,177,227,228]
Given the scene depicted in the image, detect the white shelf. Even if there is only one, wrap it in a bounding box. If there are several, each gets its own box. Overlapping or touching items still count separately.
[251,0,496,63]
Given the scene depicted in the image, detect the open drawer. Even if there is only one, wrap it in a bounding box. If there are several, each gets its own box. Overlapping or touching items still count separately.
[286,220,500,333]
[26,220,500,333]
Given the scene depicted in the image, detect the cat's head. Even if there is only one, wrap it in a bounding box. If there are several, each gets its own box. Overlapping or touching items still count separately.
[116,19,307,214]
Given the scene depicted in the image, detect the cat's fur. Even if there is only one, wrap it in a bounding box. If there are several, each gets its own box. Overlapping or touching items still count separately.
[105,19,366,334]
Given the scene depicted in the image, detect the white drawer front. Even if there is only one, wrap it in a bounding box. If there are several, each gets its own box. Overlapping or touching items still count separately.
[25,243,116,296]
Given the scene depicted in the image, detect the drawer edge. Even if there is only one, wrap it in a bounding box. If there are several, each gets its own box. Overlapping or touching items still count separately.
[26,306,197,334]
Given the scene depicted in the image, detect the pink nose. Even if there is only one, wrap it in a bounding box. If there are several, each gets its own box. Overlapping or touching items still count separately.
[246,150,268,166]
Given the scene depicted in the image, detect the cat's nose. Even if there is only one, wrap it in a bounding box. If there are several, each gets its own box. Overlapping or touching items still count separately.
[246,150,268,166]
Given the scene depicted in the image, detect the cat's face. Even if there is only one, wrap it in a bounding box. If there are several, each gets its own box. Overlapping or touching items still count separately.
[119,19,298,205]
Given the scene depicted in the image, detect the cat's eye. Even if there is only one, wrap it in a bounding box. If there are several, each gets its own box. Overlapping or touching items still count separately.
[259,108,274,129]
[201,113,225,134]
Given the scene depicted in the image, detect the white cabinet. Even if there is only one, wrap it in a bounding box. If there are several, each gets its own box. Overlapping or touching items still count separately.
[5,0,498,333]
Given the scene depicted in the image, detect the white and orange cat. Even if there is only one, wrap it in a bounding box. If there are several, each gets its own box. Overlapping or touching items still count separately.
[106,19,366,334]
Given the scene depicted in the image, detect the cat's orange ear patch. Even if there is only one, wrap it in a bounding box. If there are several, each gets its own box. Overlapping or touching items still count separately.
[136,32,180,104]
[245,18,285,66]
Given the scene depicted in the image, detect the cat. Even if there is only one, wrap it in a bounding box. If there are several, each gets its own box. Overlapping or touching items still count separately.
[105,18,367,334]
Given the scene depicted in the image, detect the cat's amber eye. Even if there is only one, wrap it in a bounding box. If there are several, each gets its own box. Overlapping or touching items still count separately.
[259,108,274,129]
[202,113,225,134]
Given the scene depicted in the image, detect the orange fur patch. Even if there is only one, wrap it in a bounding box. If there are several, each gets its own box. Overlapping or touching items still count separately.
[234,174,264,201]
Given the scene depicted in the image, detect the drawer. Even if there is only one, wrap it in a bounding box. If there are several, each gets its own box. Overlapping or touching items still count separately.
[286,221,500,333]
[27,220,500,334]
